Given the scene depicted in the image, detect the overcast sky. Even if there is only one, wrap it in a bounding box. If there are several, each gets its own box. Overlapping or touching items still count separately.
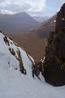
[0,0,65,17]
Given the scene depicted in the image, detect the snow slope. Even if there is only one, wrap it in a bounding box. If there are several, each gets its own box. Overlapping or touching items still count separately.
[0,32,65,98]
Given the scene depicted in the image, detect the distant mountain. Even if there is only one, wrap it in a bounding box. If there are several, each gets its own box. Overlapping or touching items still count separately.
[4,14,56,61]
[0,12,39,33]
[35,15,57,38]
[1,13,57,61]
[33,16,48,23]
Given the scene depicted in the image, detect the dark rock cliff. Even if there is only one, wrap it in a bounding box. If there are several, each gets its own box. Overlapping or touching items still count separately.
[43,3,65,86]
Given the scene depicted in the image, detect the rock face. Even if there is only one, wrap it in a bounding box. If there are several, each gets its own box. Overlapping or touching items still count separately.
[43,3,65,86]
[56,3,65,32]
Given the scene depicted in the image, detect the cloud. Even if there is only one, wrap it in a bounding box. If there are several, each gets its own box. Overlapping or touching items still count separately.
[0,0,5,3]
[0,0,65,16]
[45,0,65,17]
[0,0,46,15]
[27,0,46,16]
[0,9,15,14]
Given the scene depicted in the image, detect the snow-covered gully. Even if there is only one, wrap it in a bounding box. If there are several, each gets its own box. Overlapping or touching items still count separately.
[0,32,65,98]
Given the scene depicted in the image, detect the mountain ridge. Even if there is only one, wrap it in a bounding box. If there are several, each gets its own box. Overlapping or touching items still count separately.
[0,12,39,33]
